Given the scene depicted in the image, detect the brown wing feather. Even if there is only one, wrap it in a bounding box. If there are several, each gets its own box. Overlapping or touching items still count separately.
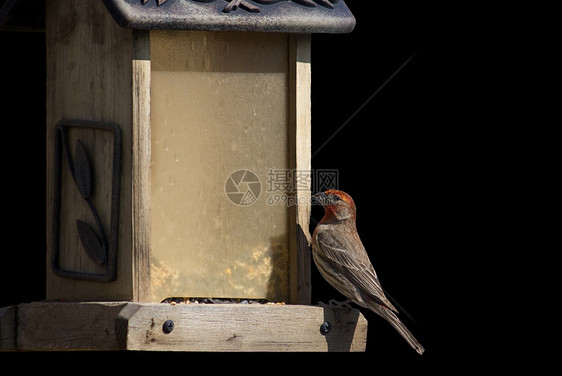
[315,225,398,313]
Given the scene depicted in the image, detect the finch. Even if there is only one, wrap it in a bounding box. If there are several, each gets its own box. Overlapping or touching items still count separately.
[312,190,425,354]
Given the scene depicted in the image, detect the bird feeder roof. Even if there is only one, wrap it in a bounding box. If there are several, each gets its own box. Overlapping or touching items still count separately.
[102,0,355,33]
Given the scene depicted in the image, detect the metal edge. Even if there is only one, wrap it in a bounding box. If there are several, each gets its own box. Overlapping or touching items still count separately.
[102,0,355,33]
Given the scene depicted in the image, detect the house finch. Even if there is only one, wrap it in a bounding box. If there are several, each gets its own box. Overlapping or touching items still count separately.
[312,190,425,354]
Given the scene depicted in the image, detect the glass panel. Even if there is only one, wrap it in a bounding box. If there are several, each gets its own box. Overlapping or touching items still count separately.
[150,31,290,302]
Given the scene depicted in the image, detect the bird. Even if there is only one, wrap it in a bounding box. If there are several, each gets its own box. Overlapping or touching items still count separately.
[311,189,425,354]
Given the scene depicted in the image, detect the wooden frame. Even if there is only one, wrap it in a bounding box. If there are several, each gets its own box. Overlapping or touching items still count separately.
[45,0,313,303]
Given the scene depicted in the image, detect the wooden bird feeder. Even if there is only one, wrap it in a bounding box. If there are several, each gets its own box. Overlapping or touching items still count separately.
[0,0,367,351]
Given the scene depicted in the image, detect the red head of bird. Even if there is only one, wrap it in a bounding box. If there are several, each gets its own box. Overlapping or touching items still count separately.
[313,190,356,222]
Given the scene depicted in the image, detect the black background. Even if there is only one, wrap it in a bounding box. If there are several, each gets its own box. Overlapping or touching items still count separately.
[311,1,450,365]
[0,0,522,366]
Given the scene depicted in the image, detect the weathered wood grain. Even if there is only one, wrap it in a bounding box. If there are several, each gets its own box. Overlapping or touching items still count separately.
[289,34,312,305]
[123,303,366,351]
[5,302,367,351]
[0,305,16,350]
[131,30,152,302]
[17,302,127,350]
[46,0,135,300]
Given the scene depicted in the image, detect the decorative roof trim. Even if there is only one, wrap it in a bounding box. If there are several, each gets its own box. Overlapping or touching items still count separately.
[102,0,355,33]
[141,0,341,14]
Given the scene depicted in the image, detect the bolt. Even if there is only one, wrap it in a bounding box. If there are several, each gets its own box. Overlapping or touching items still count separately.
[320,321,331,335]
[162,319,174,334]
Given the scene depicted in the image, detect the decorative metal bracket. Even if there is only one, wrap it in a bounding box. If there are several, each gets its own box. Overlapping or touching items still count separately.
[52,119,122,282]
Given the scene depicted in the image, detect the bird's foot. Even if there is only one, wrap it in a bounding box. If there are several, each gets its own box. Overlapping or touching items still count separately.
[317,298,353,309]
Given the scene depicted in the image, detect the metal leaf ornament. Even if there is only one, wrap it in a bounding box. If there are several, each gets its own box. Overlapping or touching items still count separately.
[76,219,106,266]
[74,140,91,199]
[71,139,107,266]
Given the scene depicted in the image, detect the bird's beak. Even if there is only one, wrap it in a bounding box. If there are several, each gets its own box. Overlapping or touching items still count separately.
[312,191,328,205]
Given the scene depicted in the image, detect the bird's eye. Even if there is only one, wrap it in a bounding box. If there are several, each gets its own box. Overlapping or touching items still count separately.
[333,195,341,201]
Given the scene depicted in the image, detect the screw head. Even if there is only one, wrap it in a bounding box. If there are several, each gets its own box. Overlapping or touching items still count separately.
[320,321,331,335]
[162,319,174,334]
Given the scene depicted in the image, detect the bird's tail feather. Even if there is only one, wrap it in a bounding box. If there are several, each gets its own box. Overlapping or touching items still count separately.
[378,305,425,355]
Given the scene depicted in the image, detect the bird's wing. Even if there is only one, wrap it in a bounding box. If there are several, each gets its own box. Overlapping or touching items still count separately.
[315,228,398,312]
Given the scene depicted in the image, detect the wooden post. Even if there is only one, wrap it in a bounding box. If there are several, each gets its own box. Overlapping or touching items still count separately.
[290,34,312,305]
[131,30,152,302]
[46,0,138,300]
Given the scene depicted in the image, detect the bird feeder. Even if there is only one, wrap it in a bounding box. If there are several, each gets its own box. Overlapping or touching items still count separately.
[0,0,367,351]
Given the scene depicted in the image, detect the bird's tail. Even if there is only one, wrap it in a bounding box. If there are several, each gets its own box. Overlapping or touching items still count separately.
[378,305,425,355]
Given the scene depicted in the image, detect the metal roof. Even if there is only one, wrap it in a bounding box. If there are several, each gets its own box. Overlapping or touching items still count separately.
[1,0,354,33]
[102,0,355,33]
